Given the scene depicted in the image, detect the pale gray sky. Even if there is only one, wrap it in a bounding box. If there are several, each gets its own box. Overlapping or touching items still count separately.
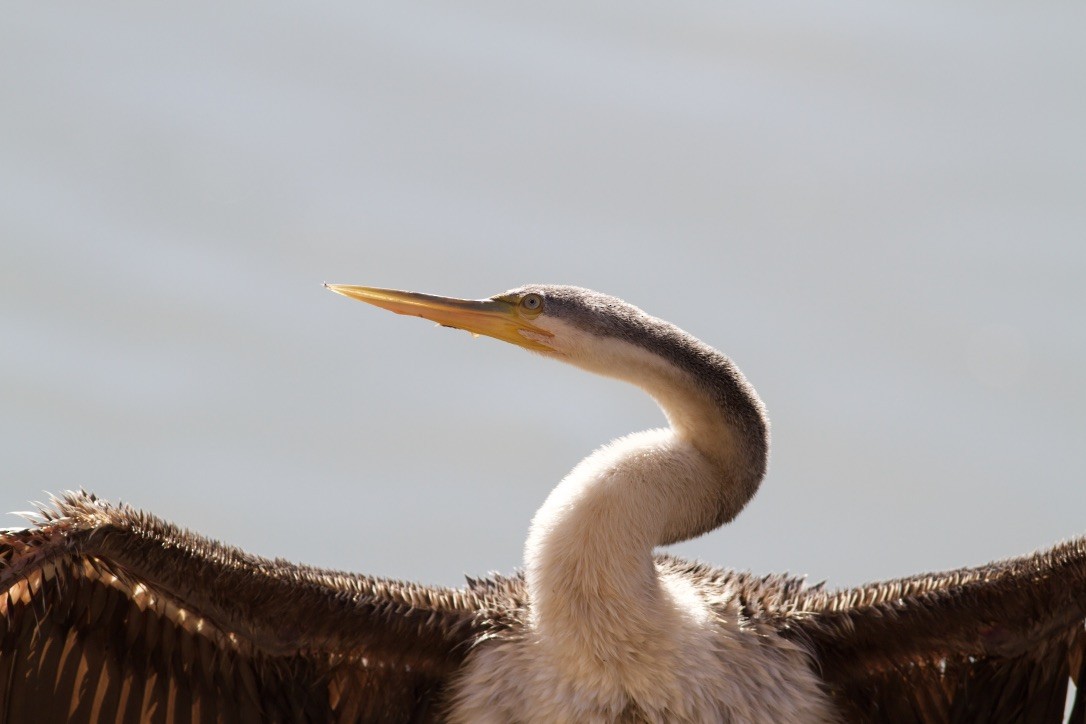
[2,1,1084,589]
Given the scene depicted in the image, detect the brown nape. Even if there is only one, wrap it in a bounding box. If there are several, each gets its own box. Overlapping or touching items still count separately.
[506,284,770,535]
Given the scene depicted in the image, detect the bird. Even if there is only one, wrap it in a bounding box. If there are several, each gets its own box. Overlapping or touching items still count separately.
[2,283,1085,723]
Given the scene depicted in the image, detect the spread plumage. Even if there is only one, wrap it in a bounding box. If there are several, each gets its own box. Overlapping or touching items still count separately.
[2,285,1084,722]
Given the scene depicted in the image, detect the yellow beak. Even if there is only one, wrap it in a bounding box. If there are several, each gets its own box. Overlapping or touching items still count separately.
[325,284,555,352]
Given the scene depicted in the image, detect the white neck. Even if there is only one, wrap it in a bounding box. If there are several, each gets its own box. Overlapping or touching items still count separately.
[523,339,754,684]
[448,311,840,723]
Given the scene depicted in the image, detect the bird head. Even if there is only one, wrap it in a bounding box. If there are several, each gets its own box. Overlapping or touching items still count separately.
[323,283,629,363]
[326,282,770,526]
[323,283,729,396]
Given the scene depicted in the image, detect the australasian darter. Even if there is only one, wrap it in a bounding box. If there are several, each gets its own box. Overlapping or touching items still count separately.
[2,284,1085,722]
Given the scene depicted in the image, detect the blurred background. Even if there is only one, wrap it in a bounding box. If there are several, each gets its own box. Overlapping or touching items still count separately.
[2,1,1083,589]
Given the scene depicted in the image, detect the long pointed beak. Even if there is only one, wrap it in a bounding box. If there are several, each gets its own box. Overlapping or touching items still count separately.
[325,284,555,352]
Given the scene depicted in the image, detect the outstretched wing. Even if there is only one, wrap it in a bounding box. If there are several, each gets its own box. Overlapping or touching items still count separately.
[783,536,1086,723]
[0,491,491,723]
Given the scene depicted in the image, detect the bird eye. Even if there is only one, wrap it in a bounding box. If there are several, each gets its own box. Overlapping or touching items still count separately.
[520,293,544,312]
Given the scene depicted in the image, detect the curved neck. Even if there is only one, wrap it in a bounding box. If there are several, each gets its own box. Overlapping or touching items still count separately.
[524,338,767,670]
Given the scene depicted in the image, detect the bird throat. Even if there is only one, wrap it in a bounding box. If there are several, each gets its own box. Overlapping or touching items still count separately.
[524,428,734,681]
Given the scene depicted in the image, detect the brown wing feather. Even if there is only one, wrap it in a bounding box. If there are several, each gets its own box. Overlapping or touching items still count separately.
[9,491,1084,722]
[0,491,498,723]
[781,536,1086,723]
